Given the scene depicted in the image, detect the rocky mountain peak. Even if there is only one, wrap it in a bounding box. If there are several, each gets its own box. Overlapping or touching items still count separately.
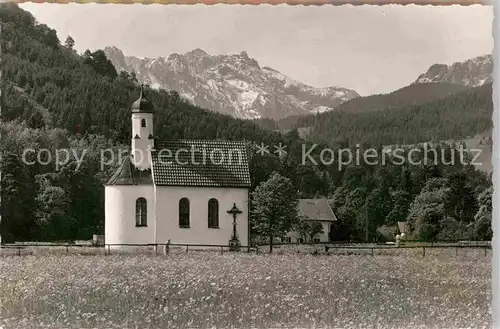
[415,54,492,87]
[185,48,209,58]
[167,53,182,61]
[103,46,360,120]
[103,46,126,67]
[239,50,249,59]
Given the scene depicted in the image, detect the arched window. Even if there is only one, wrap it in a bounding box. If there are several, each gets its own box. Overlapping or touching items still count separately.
[141,119,146,128]
[179,198,190,228]
[208,198,219,228]
[136,197,147,227]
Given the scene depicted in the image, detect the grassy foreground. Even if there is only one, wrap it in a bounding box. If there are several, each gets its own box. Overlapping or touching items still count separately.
[0,252,491,329]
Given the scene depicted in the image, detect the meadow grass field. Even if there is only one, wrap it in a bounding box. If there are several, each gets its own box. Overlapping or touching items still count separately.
[0,249,491,329]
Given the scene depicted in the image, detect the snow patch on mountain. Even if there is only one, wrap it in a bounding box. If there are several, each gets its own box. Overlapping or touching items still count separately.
[238,91,259,107]
[311,105,334,114]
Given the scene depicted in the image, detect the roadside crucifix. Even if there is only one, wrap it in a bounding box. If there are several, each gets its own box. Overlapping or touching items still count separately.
[227,203,242,251]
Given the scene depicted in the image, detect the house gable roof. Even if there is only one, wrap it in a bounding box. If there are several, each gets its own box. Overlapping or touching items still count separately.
[298,199,338,222]
[151,139,251,188]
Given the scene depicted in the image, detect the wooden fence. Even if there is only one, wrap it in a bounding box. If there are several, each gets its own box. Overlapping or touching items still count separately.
[0,241,491,258]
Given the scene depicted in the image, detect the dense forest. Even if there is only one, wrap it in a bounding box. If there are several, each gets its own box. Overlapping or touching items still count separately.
[255,82,492,147]
[299,83,492,146]
[315,82,469,114]
[0,4,492,243]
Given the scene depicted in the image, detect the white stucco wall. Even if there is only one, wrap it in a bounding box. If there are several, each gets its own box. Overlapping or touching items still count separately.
[105,185,155,246]
[105,185,249,247]
[319,221,331,242]
[155,186,249,247]
[284,221,332,243]
[132,113,153,138]
[131,113,154,170]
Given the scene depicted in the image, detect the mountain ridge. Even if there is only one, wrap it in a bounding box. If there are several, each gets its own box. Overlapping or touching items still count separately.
[414,54,492,87]
[253,54,492,134]
[254,81,470,134]
[103,46,360,120]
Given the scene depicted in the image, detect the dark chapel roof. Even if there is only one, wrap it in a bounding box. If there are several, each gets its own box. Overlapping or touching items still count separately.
[151,139,251,188]
[105,140,251,188]
[105,156,153,186]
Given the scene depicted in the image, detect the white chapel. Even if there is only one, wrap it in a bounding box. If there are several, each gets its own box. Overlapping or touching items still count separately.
[104,85,251,248]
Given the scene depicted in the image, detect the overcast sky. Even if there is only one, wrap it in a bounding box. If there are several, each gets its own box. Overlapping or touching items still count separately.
[20,3,493,96]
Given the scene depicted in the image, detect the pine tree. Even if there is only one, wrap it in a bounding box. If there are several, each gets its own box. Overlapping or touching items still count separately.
[64,35,75,50]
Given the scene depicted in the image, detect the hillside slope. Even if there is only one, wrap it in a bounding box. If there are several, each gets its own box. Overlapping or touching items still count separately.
[255,82,470,132]
[295,82,492,147]
[0,4,288,146]
[329,82,468,114]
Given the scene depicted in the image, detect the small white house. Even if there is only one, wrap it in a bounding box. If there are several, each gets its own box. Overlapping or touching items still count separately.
[283,199,338,243]
[104,85,251,249]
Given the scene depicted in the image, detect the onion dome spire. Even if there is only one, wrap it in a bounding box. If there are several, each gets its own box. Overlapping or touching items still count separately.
[131,83,154,114]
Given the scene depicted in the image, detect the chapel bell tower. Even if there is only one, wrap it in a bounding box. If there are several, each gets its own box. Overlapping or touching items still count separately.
[131,84,154,170]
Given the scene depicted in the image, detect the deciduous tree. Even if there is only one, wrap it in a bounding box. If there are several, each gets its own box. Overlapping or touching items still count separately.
[251,172,299,252]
